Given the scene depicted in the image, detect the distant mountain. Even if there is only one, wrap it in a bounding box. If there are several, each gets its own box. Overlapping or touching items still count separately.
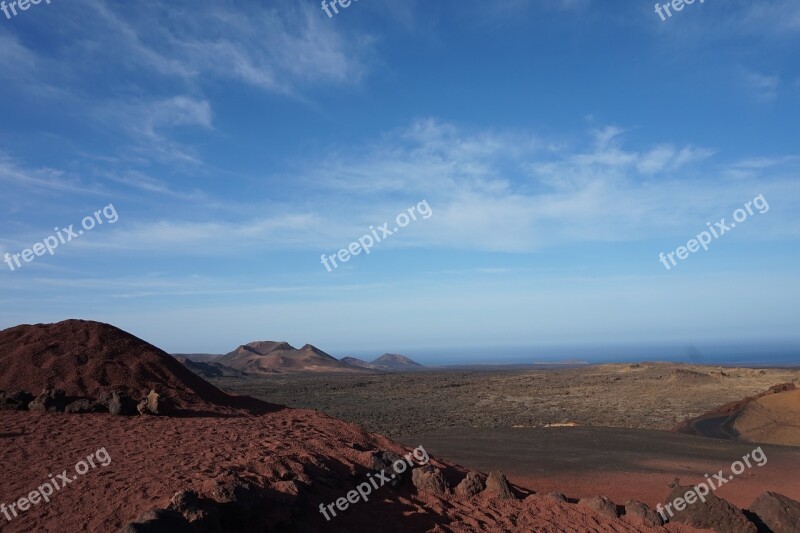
[175,357,246,379]
[177,344,422,374]
[340,356,374,368]
[219,341,366,374]
[372,353,423,369]
[299,343,339,361]
[173,353,222,362]
[340,353,423,371]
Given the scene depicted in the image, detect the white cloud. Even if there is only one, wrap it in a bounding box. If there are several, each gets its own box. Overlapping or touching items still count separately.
[743,71,780,101]
[0,155,101,196]
[87,95,214,165]
[637,145,714,175]
[142,97,213,137]
[741,0,800,34]
[64,120,800,255]
[75,0,371,95]
[100,170,207,202]
[0,1,374,171]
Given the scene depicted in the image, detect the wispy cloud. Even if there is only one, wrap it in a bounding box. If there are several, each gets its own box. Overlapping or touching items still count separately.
[89,95,214,165]
[740,0,800,34]
[0,155,102,196]
[0,1,375,169]
[58,120,799,256]
[100,170,207,202]
[742,71,780,102]
[72,0,372,95]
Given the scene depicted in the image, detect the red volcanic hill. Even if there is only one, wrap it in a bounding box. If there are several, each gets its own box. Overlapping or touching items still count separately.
[0,319,270,413]
[220,340,368,374]
[673,383,799,446]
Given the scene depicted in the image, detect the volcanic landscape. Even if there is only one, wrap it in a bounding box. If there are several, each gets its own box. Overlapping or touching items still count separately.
[1,320,799,532]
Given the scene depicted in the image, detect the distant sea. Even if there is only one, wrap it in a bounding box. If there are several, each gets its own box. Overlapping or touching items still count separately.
[383,342,800,367]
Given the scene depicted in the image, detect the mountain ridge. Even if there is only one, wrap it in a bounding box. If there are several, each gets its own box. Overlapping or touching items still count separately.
[218,340,364,374]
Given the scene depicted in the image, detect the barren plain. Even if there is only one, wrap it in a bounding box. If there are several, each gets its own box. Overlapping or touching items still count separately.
[210,363,800,438]
[209,362,800,513]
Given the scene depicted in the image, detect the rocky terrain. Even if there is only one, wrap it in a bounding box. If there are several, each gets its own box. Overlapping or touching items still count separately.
[210,363,800,438]
[3,406,716,533]
[399,425,800,512]
[2,320,798,532]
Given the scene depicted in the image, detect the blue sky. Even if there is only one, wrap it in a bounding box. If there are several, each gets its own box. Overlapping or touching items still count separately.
[1,0,799,362]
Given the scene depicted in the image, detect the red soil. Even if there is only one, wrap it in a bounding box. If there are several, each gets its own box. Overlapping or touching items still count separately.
[0,320,270,414]
[510,452,800,513]
[0,410,700,532]
[0,320,740,531]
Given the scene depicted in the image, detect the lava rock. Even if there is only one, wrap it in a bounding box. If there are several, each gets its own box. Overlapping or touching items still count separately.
[0,390,34,411]
[137,390,174,416]
[578,496,618,520]
[28,389,66,412]
[102,390,138,416]
[455,471,485,497]
[64,399,107,414]
[369,450,408,488]
[121,508,193,533]
[625,499,663,527]
[749,491,800,533]
[483,471,516,500]
[168,490,222,533]
[411,465,449,496]
[204,469,262,528]
[662,483,755,532]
